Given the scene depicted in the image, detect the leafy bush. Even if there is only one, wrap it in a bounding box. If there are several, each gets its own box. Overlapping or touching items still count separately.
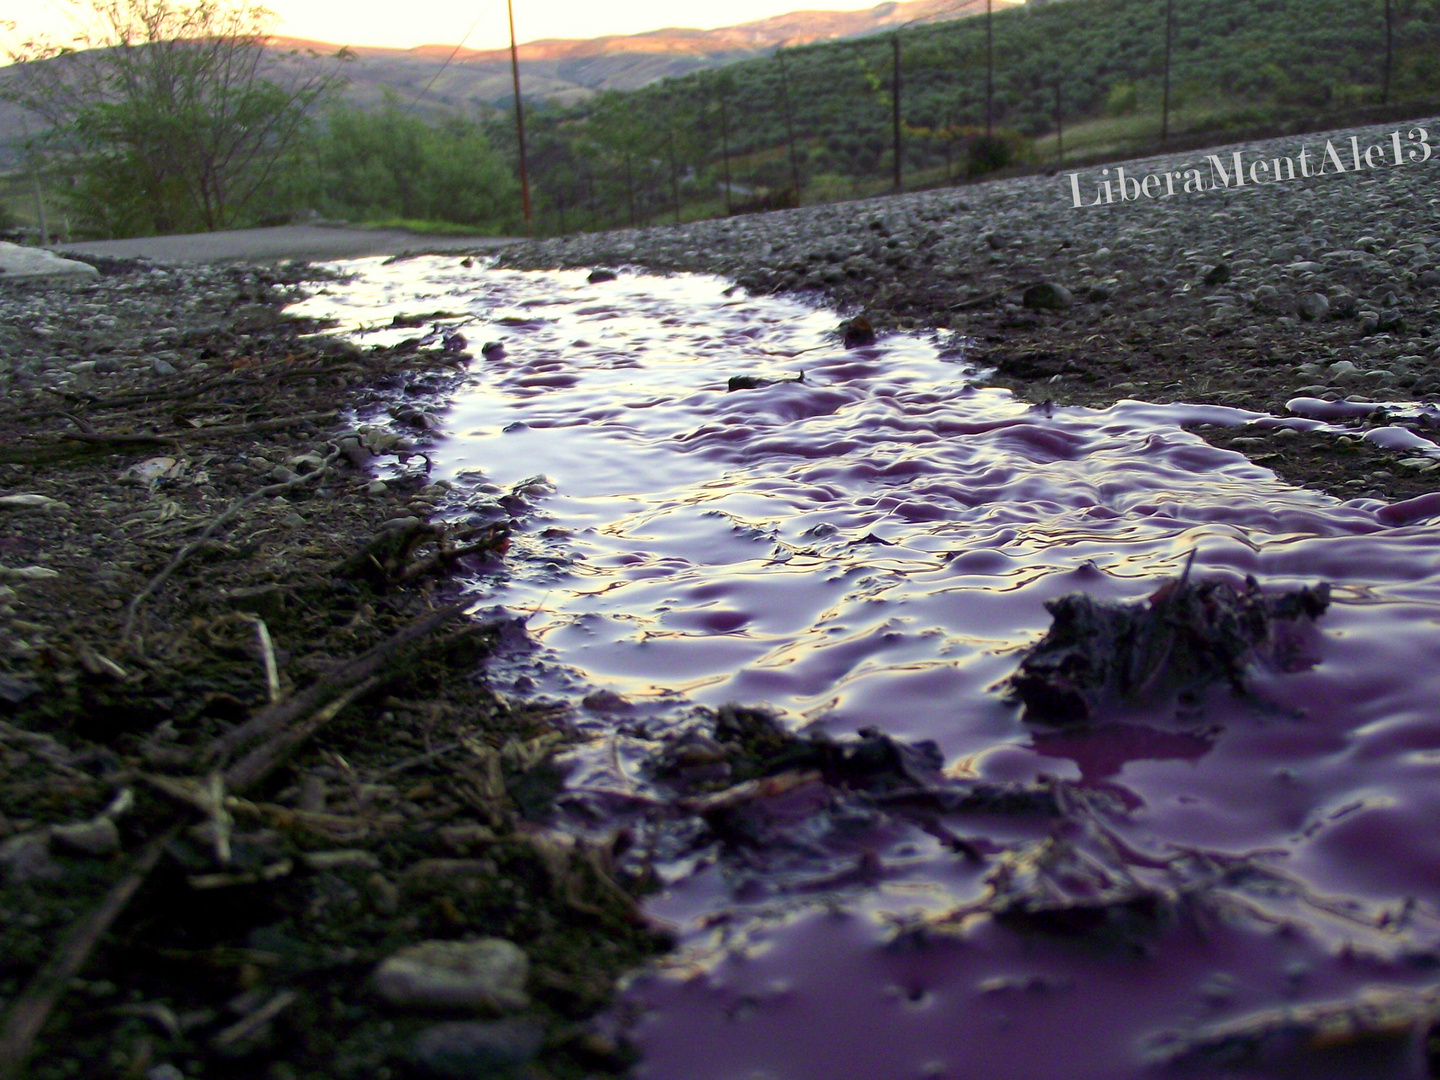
[964,131,1023,177]
[1105,82,1139,116]
[3,0,345,237]
[312,98,519,231]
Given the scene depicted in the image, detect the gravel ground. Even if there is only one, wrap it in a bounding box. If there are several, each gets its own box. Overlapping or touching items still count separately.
[497,114,1440,504]
[0,259,663,1080]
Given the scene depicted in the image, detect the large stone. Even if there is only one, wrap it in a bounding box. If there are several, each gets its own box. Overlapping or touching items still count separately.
[1296,292,1330,321]
[0,243,99,283]
[1328,291,1359,319]
[1021,281,1074,310]
[373,938,530,1013]
[411,1017,546,1080]
[51,817,121,857]
[1202,263,1231,286]
[1252,284,1282,311]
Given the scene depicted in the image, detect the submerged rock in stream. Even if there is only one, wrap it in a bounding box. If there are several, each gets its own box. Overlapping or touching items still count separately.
[1006,561,1332,725]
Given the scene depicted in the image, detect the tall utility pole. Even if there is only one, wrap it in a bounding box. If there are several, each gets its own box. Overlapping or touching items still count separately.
[1160,0,1174,143]
[1382,0,1393,104]
[19,117,49,246]
[716,77,734,216]
[624,153,636,227]
[1054,80,1063,162]
[891,32,903,191]
[667,129,681,223]
[777,50,802,203]
[30,169,49,247]
[985,0,994,136]
[506,0,532,234]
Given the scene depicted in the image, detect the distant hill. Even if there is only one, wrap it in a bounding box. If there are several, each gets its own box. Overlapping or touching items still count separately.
[272,0,1022,114]
[0,0,1023,162]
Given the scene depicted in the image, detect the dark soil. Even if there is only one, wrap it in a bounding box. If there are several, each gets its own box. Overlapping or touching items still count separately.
[1185,422,1440,502]
[0,265,667,1080]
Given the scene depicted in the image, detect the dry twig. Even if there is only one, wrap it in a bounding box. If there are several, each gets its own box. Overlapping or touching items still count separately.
[121,447,343,646]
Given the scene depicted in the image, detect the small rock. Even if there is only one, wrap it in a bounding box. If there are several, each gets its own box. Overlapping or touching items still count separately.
[1202,263,1231,286]
[1328,292,1359,319]
[0,565,59,581]
[151,358,177,376]
[586,268,617,283]
[0,494,63,511]
[983,232,1011,250]
[839,316,875,348]
[127,456,180,483]
[1417,269,1440,288]
[373,938,530,1012]
[410,1017,546,1080]
[1296,293,1329,321]
[1377,310,1405,333]
[51,817,121,858]
[1086,284,1111,302]
[1022,282,1074,311]
[1252,285,1282,311]
[582,688,632,713]
[481,341,505,358]
[1358,310,1380,335]
[338,436,372,468]
[94,357,121,374]
[367,871,400,916]
[0,832,58,882]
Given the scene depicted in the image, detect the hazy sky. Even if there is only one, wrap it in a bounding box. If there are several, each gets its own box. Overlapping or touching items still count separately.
[2,0,882,53]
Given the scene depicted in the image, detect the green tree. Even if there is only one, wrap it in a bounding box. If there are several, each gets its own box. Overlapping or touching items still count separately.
[313,97,517,230]
[3,0,347,237]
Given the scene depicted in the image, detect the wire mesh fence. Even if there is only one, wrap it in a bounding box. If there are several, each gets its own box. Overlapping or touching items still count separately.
[488,0,1439,236]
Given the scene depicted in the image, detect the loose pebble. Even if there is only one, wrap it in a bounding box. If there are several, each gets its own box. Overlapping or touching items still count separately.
[410,1017,546,1080]
[373,938,530,1012]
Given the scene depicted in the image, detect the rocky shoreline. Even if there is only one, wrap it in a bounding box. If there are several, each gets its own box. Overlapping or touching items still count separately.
[0,261,665,1080]
[497,113,1440,504]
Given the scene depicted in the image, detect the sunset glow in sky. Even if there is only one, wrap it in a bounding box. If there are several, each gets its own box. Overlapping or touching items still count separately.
[2,0,886,53]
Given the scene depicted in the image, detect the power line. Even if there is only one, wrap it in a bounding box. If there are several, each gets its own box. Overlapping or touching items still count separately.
[408,5,493,113]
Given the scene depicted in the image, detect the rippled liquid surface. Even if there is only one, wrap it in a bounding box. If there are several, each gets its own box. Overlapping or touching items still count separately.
[294,260,1440,1080]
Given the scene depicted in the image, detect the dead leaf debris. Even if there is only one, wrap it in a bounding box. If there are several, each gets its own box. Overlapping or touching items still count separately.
[1006,557,1332,724]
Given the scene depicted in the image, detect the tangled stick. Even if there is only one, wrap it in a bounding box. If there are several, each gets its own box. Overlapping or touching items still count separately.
[121,447,343,647]
[0,603,474,1078]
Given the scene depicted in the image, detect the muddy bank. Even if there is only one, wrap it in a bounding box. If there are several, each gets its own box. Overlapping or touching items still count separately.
[495,114,1440,504]
[0,261,666,1080]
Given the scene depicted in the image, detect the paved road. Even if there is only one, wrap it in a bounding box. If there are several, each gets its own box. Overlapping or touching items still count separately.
[54,224,517,265]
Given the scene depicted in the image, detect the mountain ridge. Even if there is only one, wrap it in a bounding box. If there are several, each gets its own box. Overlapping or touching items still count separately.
[270,0,1024,111]
[0,0,1028,164]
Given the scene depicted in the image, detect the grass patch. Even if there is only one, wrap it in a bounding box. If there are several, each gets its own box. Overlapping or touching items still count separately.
[357,216,507,236]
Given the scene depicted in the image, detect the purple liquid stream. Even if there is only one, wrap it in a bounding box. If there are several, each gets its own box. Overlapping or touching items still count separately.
[294,262,1440,1080]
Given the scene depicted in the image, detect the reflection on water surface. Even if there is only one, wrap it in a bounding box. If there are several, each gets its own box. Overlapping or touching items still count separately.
[293,260,1440,1080]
